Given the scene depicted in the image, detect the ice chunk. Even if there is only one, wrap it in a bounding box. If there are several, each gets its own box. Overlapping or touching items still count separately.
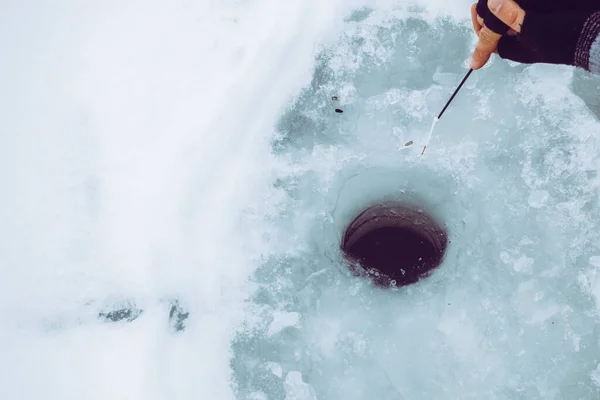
[528,190,549,209]
[500,252,534,273]
[268,311,300,336]
[266,362,283,378]
[591,364,600,387]
[248,392,268,400]
[513,255,534,273]
[284,371,316,400]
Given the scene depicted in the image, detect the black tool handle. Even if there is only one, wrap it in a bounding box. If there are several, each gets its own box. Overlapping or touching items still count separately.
[437,69,473,120]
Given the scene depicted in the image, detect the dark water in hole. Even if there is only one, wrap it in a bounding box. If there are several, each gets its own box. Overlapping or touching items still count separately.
[346,226,437,286]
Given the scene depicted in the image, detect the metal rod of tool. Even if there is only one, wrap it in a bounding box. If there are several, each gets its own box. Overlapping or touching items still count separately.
[437,68,473,120]
[421,68,474,156]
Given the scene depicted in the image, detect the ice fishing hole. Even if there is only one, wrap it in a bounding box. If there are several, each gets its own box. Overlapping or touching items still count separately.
[341,202,448,287]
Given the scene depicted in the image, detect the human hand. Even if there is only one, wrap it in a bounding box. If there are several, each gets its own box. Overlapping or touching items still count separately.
[468,0,600,73]
[469,0,525,69]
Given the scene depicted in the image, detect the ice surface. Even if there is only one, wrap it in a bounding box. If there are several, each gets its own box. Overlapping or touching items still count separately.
[2,0,600,399]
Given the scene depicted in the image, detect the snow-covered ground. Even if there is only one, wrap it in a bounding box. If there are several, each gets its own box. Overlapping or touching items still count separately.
[2,1,600,399]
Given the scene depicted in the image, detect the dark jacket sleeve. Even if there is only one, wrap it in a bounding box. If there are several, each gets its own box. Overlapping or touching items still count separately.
[476,0,600,76]
[575,11,600,75]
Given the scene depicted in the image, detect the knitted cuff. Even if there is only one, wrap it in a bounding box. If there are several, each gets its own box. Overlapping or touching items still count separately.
[574,11,600,73]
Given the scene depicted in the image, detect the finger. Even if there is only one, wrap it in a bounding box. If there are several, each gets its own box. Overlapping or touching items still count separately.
[475,29,498,54]
[470,26,501,69]
[471,3,482,32]
[487,0,526,33]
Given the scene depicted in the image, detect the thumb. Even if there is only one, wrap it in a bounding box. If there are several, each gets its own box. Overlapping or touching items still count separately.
[488,0,526,33]
[470,26,502,69]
